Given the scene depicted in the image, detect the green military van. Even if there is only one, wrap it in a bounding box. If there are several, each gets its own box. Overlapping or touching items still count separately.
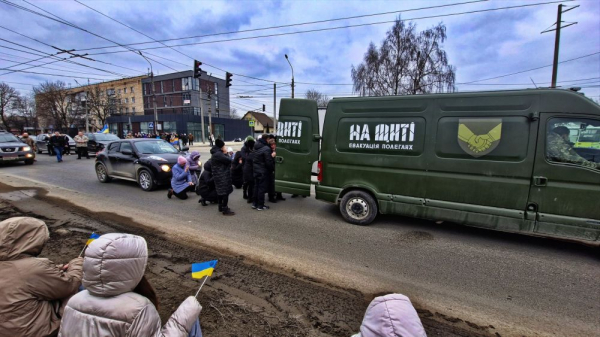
[274,89,600,245]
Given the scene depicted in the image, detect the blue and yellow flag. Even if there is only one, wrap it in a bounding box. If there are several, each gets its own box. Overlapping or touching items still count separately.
[191,260,218,279]
[98,125,109,134]
[86,233,100,245]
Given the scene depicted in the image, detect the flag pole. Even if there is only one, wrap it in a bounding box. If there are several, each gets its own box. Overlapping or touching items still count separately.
[79,231,94,257]
[194,276,209,298]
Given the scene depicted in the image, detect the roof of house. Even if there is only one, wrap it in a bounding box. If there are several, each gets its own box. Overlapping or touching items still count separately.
[244,112,274,127]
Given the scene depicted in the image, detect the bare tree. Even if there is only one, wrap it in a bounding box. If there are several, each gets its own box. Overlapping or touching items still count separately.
[9,94,37,133]
[351,18,455,96]
[305,89,330,107]
[0,82,19,130]
[86,85,123,129]
[34,81,82,131]
[230,107,240,119]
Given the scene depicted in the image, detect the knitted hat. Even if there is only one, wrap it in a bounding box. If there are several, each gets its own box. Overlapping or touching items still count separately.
[244,136,255,143]
[177,156,187,165]
[215,139,225,148]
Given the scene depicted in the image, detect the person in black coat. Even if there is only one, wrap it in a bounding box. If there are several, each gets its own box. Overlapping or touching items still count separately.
[49,131,66,162]
[211,139,235,215]
[198,160,218,206]
[252,134,274,211]
[231,150,244,189]
[241,137,255,203]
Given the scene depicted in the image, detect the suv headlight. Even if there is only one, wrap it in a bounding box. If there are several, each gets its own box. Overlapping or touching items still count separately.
[21,146,31,152]
[161,164,171,172]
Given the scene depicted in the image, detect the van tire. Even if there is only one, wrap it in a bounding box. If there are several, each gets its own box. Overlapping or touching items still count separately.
[339,190,377,226]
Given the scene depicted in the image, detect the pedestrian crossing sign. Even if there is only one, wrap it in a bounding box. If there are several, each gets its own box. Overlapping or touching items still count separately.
[249,120,255,127]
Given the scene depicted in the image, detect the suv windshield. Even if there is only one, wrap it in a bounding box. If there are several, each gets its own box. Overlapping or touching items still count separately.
[134,140,179,154]
[0,134,21,143]
[94,134,120,141]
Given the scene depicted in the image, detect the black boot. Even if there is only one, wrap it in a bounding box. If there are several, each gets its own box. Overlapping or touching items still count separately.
[276,192,286,201]
[247,197,253,204]
[198,199,207,206]
[242,185,248,199]
[167,189,173,199]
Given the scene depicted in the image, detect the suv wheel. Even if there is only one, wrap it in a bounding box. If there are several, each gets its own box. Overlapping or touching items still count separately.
[95,163,111,183]
[339,190,378,226]
[138,169,155,191]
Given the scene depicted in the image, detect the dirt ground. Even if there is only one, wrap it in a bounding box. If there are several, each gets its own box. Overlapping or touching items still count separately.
[0,184,498,337]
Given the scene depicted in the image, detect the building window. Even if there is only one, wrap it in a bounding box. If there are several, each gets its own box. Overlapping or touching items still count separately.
[182,92,191,106]
[107,88,115,96]
[131,86,134,93]
[132,107,136,113]
[193,78,199,91]
[182,77,190,91]
[118,89,121,94]
[125,98,129,104]
[125,108,129,114]
[131,97,135,103]
[124,87,127,94]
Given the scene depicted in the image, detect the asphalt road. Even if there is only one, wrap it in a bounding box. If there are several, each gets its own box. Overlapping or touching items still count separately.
[1,149,599,336]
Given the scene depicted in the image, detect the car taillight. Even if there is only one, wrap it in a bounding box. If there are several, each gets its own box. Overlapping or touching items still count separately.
[317,161,323,182]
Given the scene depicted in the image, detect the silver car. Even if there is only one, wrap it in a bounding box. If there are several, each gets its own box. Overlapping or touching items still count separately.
[0,131,35,165]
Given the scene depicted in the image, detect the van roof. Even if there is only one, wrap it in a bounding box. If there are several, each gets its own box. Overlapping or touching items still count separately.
[329,88,599,115]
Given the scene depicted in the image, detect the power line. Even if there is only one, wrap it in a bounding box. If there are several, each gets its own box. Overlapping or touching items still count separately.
[460,51,600,84]
[1,69,121,81]
[84,0,571,56]
[72,0,488,52]
[0,57,119,77]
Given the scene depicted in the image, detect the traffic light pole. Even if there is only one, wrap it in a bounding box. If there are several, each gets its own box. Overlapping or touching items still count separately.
[273,83,277,133]
[199,86,206,144]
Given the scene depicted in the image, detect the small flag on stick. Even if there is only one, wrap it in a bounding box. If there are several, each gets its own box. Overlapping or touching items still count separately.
[192,260,218,297]
[79,232,100,257]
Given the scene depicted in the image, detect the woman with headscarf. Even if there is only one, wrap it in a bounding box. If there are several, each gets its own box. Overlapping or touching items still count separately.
[58,233,203,337]
[211,139,234,215]
[167,156,194,200]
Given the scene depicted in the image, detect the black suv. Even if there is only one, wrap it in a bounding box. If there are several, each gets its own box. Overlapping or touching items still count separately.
[0,131,35,165]
[95,139,189,191]
[85,133,121,154]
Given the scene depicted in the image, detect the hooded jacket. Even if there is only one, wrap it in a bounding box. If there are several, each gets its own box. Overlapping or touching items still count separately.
[353,294,426,337]
[240,142,254,183]
[210,145,234,196]
[198,160,217,201]
[0,217,83,337]
[186,151,201,172]
[252,138,274,177]
[58,233,202,337]
[230,150,244,187]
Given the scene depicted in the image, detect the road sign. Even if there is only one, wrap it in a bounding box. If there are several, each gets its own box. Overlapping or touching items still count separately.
[148,122,154,129]
[249,120,255,127]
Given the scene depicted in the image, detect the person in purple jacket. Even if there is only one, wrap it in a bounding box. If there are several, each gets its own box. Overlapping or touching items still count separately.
[352,293,426,337]
[186,151,202,185]
[167,156,194,200]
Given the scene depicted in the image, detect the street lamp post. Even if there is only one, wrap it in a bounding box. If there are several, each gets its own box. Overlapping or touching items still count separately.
[139,51,157,135]
[285,54,294,99]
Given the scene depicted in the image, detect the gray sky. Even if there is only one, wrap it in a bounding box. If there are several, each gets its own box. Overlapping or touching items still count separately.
[1,0,598,115]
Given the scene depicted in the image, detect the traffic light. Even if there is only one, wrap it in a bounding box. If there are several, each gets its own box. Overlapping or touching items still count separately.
[226,72,232,87]
[262,104,265,112]
[193,60,202,78]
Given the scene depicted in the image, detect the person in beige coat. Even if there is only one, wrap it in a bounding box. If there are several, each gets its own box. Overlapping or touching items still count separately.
[58,233,202,337]
[0,217,84,337]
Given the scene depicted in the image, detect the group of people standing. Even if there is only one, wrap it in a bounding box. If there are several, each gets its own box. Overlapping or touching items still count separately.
[45,131,91,162]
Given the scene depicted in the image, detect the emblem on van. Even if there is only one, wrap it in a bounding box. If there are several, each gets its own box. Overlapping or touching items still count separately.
[457,118,502,157]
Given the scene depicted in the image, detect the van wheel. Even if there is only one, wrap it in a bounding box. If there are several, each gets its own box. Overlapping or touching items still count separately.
[340,190,377,226]
[138,169,155,191]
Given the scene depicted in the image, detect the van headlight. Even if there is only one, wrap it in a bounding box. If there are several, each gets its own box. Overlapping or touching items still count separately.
[21,146,31,152]
[161,165,171,172]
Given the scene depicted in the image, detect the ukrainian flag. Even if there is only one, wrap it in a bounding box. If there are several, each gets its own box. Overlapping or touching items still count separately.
[191,260,218,279]
[98,124,109,134]
[86,233,100,245]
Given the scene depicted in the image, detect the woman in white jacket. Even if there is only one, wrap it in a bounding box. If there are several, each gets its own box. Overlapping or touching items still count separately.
[58,233,202,337]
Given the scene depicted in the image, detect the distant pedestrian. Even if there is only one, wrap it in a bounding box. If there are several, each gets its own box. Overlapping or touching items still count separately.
[50,131,66,162]
[211,139,234,215]
[167,156,194,200]
[74,131,90,159]
[188,133,194,146]
[208,134,214,147]
[252,134,274,211]
[241,136,255,202]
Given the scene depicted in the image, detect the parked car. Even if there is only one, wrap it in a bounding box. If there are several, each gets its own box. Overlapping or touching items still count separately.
[35,133,76,155]
[95,139,189,191]
[86,133,120,154]
[0,131,35,165]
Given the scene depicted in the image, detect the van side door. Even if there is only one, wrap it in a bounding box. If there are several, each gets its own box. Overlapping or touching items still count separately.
[275,99,320,196]
[528,114,600,241]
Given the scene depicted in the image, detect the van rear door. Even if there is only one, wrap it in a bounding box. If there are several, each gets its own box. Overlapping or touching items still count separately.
[275,98,320,196]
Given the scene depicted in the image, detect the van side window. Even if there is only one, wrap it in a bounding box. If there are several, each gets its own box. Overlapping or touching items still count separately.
[436,116,529,161]
[546,118,600,170]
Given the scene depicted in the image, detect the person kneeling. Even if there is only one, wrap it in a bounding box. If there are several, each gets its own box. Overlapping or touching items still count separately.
[168,156,194,200]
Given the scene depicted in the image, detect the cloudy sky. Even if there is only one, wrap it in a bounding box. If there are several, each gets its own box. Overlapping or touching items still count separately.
[1,0,598,116]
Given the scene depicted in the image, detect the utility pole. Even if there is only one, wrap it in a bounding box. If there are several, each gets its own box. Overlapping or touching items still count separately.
[200,86,206,144]
[285,54,294,98]
[207,87,213,139]
[86,78,89,133]
[273,83,277,133]
[541,4,578,88]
